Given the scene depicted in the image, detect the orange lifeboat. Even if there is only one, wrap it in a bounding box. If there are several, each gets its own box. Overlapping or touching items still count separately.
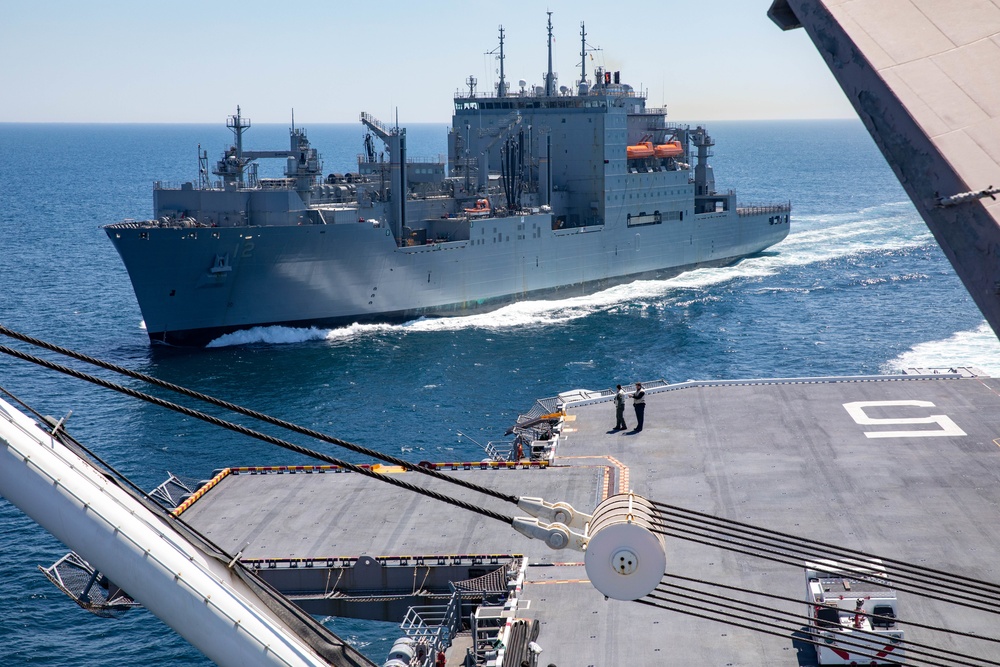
[626,141,654,160]
[654,141,683,158]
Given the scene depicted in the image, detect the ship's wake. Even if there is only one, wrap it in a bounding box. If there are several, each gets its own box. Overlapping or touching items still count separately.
[881,322,1000,376]
[207,201,933,347]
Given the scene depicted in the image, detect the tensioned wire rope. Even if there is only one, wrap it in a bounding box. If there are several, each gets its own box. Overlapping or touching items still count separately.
[2,327,1000,604]
[3,326,1000,659]
[636,584,986,667]
[0,342,515,526]
[0,324,519,505]
[645,502,1000,616]
[643,572,1000,666]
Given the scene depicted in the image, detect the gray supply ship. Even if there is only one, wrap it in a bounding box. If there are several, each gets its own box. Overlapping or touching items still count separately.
[105,19,790,346]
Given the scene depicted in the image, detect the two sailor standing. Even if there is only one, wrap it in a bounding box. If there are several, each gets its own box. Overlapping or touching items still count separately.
[613,383,646,432]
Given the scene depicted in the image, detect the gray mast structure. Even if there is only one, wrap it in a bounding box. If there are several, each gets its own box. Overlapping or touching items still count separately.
[361,112,406,244]
[214,106,322,204]
[544,12,555,96]
[577,22,600,95]
[216,106,251,190]
[486,26,508,98]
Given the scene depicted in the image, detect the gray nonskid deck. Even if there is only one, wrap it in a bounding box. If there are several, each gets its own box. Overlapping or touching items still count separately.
[180,465,605,561]
[179,374,1000,665]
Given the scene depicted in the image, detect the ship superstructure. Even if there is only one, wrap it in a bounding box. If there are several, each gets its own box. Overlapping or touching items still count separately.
[105,18,790,345]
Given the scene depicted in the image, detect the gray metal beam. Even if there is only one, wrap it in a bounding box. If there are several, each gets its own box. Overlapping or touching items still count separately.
[770,0,1000,340]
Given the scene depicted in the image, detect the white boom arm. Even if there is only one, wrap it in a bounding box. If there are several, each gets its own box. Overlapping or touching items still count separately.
[0,397,358,667]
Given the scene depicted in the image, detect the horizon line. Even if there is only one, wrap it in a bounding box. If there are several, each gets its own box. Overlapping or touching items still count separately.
[0,116,860,126]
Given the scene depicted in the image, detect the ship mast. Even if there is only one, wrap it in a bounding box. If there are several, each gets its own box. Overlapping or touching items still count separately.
[487,26,507,97]
[577,22,600,95]
[544,11,555,96]
[226,106,251,188]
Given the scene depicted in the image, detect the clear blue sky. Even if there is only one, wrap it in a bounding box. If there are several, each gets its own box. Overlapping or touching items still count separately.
[0,0,855,124]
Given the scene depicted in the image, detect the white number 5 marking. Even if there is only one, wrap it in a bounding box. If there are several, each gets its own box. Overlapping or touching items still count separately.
[843,400,967,439]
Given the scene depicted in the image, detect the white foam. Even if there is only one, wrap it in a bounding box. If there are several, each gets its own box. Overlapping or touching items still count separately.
[205,204,932,346]
[880,322,1000,376]
[207,325,332,347]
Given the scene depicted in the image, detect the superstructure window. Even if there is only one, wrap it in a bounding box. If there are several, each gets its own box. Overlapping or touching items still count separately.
[626,210,682,227]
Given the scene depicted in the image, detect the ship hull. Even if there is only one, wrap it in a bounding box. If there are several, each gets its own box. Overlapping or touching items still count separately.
[107,210,789,346]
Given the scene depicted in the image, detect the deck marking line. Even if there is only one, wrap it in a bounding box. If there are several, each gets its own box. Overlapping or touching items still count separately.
[557,455,630,495]
[172,467,231,516]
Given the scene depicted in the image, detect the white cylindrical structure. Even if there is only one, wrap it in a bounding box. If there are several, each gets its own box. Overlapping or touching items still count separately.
[584,493,666,601]
[382,637,415,667]
[0,397,344,667]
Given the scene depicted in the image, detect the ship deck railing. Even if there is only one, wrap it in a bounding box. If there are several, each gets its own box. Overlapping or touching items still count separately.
[737,202,792,216]
[398,590,464,659]
[453,88,641,103]
[512,379,672,426]
[154,180,224,191]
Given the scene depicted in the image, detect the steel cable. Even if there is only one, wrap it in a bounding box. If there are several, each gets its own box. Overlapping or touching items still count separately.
[651,577,1000,666]
[0,324,519,505]
[0,343,514,525]
[652,499,1000,598]
[7,328,1000,658]
[647,521,1000,617]
[644,588,917,666]
[6,330,1000,609]
[665,571,1000,647]
[636,593,972,667]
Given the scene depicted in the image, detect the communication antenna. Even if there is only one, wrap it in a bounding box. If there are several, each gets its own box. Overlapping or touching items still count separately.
[578,21,601,91]
[485,26,508,97]
[544,12,555,97]
[466,75,478,97]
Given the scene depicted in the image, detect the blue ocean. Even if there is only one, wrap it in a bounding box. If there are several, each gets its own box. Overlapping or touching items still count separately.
[0,119,997,665]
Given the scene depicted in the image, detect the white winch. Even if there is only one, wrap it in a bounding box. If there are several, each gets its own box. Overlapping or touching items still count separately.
[512,491,666,600]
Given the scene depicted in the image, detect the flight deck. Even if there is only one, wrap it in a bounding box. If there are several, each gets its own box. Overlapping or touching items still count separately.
[171,370,1000,666]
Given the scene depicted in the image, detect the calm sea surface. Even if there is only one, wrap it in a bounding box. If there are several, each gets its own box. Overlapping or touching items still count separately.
[0,119,997,665]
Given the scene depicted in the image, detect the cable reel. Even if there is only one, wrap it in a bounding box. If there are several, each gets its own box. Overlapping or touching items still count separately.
[513,491,666,600]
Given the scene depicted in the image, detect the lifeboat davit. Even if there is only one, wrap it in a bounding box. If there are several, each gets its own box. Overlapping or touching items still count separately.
[464,198,490,215]
[626,142,654,160]
[654,141,683,158]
